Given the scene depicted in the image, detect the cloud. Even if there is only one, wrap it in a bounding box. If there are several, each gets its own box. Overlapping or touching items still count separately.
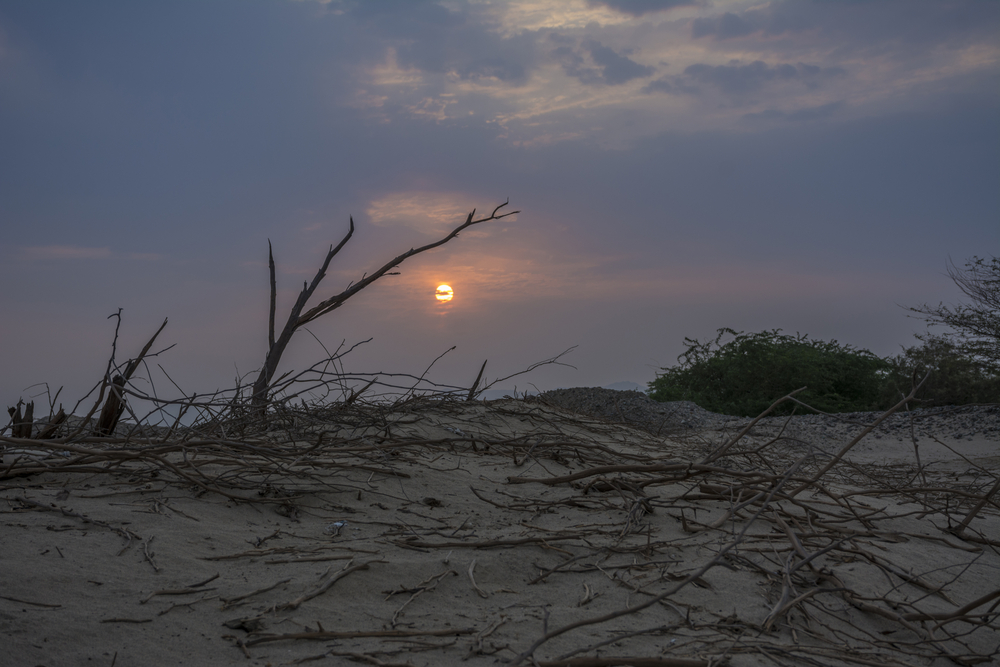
[346,1,537,84]
[689,3,823,40]
[691,12,755,39]
[365,191,479,234]
[19,246,162,262]
[586,0,699,17]
[742,100,845,123]
[23,245,112,260]
[335,0,997,144]
[690,0,1000,47]
[642,58,845,98]
[585,38,655,84]
[681,60,844,95]
[485,0,643,34]
[641,76,673,94]
[553,37,654,86]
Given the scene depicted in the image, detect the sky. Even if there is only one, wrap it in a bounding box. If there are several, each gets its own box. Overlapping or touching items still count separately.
[1,0,998,414]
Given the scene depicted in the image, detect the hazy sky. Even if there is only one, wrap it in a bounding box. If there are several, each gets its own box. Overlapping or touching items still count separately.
[2,0,998,410]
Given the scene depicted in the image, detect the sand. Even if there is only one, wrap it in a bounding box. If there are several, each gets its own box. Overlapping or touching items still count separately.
[2,398,998,667]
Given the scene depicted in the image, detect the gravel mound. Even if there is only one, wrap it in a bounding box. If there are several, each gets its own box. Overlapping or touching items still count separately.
[771,404,1000,441]
[538,387,1000,441]
[538,387,734,434]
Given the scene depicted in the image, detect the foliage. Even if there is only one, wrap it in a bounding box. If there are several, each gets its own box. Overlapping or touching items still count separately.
[880,334,1000,407]
[647,329,891,417]
[908,255,1000,369]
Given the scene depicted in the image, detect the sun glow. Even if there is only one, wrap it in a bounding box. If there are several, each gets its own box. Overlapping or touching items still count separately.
[435,284,454,302]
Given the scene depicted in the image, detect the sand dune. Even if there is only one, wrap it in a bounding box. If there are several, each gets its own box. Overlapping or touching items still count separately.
[2,397,998,666]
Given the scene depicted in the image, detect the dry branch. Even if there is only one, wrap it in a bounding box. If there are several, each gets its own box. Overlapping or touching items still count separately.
[508,458,807,665]
[251,201,518,413]
[277,559,381,610]
[84,315,169,437]
[789,372,929,496]
[244,627,476,647]
[536,659,718,667]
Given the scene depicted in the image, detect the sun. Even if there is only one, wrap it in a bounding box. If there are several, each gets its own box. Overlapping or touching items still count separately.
[435,284,454,302]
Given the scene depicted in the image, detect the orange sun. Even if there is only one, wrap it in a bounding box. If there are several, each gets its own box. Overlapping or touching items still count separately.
[435,284,454,302]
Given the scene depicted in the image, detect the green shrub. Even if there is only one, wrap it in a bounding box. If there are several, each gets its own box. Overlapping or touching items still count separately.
[647,329,891,416]
[880,334,1000,407]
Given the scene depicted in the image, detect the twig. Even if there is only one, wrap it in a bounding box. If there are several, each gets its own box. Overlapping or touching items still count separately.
[789,373,930,496]
[278,559,381,610]
[221,578,292,608]
[468,559,489,598]
[508,456,806,665]
[245,627,475,647]
[0,594,60,608]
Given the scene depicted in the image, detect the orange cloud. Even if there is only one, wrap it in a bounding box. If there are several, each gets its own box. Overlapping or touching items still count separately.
[365,191,480,234]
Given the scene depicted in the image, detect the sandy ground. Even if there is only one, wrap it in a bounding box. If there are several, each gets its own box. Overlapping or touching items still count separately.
[1,399,998,667]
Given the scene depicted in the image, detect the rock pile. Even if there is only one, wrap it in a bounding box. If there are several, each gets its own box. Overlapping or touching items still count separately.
[538,386,1000,442]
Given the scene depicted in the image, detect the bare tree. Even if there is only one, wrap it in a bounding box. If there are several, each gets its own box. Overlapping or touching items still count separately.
[908,255,1000,369]
[251,201,519,413]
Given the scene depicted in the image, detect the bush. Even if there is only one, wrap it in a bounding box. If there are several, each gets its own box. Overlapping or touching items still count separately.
[647,329,891,417]
[880,334,1000,407]
[908,255,1000,368]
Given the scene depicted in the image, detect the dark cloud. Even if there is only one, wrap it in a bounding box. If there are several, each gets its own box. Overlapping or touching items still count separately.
[553,37,654,86]
[787,101,844,121]
[344,0,999,88]
[640,76,701,95]
[682,60,845,95]
[584,38,655,84]
[642,58,844,97]
[427,41,534,83]
[552,45,598,85]
[586,0,699,16]
[345,1,536,83]
[691,12,755,39]
[690,6,811,40]
[742,101,845,123]
[641,77,673,94]
[691,0,1000,46]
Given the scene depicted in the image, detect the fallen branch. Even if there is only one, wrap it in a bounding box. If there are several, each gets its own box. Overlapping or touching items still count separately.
[244,627,475,647]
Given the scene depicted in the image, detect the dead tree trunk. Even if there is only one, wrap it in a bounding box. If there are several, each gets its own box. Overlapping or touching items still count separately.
[6,400,34,438]
[36,407,67,440]
[95,318,169,436]
[95,375,127,436]
[251,201,518,415]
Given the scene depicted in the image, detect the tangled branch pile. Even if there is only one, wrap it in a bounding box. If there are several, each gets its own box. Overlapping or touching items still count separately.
[2,384,998,666]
